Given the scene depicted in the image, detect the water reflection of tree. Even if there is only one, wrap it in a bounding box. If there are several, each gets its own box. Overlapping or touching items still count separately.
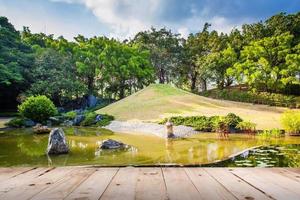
[17,135,48,157]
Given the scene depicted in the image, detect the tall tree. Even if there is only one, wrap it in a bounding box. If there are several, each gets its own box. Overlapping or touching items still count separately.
[0,17,33,110]
[227,32,299,93]
[26,48,86,106]
[182,23,211,91]
[132,28,182,84]
[100,41,154,99]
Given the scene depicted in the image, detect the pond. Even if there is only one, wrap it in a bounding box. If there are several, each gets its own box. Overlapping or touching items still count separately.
[0,127,299,167]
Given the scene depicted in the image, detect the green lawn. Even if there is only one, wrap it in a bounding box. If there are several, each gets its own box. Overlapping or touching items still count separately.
[97,84,296,129]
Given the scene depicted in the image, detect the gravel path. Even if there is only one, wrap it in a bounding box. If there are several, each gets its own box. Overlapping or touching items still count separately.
[104,120,198,138]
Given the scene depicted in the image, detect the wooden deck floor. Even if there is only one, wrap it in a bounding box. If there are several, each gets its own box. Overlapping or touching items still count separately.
[0,167,299,200]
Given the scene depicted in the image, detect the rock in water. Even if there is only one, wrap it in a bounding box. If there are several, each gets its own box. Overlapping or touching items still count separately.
[100,139,127,149]
[47,128,69,154]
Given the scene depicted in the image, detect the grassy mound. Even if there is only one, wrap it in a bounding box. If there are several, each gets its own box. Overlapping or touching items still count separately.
[97,84,294,129]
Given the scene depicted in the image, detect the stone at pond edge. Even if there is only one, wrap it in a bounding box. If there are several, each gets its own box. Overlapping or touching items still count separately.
[62,120,73,126]
[100,139,128,150]
[73,115,85,126]
[24,119,35,127]
[95,115,102,123]
[33,124,51,134]
[47,128,69,154]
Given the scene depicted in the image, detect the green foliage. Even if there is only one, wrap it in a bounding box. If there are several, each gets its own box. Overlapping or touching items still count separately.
[18,95,57,122]
[80,112,97,126]
[26,48,86,105]
[258,129,284,138]
[64,111,77,120]
[80,111,114,127]
[160,113,243,132]
[5,117,26,128]
[132,27,182,84]
[212,116,229,132]
[227,32,300,94]
[96,114,114,127]
[237,121,257,131]
[225,113,243,128]
[202,88,299,108]
[281,110,300,135]
[100,40,155,99]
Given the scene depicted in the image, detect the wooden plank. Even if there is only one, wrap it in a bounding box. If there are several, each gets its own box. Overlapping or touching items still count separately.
[0,168,33,183]
[270,168,300,183]
[185,168,237,200]
[65,168,118,200]
[233,168,300,199]
[100,167,139,200]
[287,168,300,174]
[205,168,272,200]
[31,168,96,200]
[135,168,167,200]
[0,167,74,200]
[229,168,300,200]
[0,168,51,195]
[162,167,201,200]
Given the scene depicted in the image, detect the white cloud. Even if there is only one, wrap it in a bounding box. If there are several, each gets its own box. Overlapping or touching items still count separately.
[51,0,162,39]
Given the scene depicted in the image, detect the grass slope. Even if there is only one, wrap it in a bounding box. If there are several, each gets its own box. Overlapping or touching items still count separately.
[97,84,292,129]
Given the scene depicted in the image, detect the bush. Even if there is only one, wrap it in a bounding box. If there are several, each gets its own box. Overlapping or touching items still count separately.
[64,111,77,120]
[80,112,114,127]
[80,112,97,126]
[213,116,229,133]
[237,121,256,132]
[258,129,284,138]
[202,88,299,108]
[5,117,26,128]
[160,113,243,132]
[96,114,115,126]
[281,110,300,135]
[225,113,243,128]
[18,96,57,122]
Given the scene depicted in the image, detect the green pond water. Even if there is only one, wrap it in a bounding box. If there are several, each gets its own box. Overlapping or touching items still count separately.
[0,127,299,167]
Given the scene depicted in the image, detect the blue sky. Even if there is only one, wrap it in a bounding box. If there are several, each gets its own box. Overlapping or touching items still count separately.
[1,0,300,40]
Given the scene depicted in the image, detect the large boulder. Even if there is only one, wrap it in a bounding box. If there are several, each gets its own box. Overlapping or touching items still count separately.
[87,95,98,108]
[100,139,128,150]
[47,128,69,154]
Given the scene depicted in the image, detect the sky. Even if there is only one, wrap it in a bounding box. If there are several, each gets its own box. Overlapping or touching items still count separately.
[0,0,300,40]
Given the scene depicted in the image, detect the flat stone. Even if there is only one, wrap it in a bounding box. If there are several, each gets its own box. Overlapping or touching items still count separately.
[100,139,127,150]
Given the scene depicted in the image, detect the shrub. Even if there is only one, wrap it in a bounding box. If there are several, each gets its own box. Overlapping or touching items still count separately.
[18,95,57,122]
[159,113,243,132]
[80,112,97,126]
[237,121,256,132]
[5,117,26,128]
[64,111,77,120]
[258,129,284,138]
[281,110,300,135]
[225,113,243,128]
[202,88,299,108]
[213,116,229,133]
[96,114,115,126]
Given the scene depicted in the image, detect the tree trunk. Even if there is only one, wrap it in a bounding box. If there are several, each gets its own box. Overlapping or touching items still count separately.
[159,68,165,84]
[190,71,198,92]
[87,76,94,95]
[200,78,207,92]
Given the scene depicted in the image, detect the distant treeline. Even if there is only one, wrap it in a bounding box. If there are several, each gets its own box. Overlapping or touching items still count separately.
[0,12,299,110]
